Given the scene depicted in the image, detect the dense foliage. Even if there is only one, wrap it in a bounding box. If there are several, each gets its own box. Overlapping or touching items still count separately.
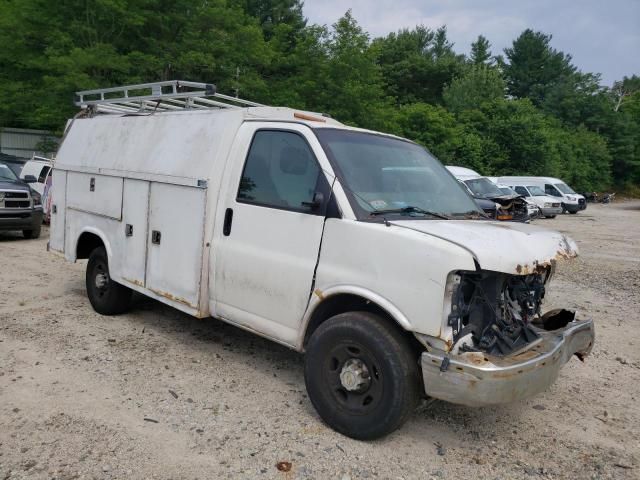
[0,0,638,190]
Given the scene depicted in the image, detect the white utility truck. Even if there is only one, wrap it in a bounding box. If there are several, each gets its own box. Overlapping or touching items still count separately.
[50,81,594,439]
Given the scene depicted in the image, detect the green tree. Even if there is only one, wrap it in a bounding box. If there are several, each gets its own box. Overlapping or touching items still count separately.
[241,0,306,40]
[503,29,576,105]
[443,66,505,113]
[469,35,492,65]
[373,26,467,105]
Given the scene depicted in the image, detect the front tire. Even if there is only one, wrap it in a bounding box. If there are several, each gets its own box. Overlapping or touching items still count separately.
[23,224,41,239]
[544,215,556,219]
[86,247,132,315]
[304,311,421,440]
[569,211,578,214]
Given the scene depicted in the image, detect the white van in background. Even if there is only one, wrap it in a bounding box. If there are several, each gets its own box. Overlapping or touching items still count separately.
[497,177,586,213]
[20,155,53,196]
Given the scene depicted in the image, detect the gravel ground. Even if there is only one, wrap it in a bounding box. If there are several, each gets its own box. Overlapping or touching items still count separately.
[1,202,639,480]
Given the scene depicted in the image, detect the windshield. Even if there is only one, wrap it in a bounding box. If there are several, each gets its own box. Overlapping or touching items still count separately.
[463,177,504,198]
[315,129,480,219]
[499,186,517,195]
[0,163,18,181]
[555,183,576,194]
[527,185,546,196]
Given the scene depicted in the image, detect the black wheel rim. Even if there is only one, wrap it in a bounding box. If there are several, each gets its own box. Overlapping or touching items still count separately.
[323,341,384,415]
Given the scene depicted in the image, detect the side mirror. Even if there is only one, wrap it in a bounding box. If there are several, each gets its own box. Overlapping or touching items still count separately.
[24,175,37,183]
[301,192,324,210]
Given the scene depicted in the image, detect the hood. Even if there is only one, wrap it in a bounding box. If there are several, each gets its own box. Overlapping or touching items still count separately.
[389,219,578,275]
[0,179,29,191]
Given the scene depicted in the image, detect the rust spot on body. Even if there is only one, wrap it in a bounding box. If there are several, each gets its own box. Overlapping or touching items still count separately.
[149,288,197,309]
[313,288,324,300]
[123,277,144,288]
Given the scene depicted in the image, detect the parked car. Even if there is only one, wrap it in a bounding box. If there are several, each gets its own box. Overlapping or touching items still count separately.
[504,184,563,218]
[495,184,541,219]
[0,162,43,238]
[50,81,595,440]
[446,166,529,222]
[497,176,585,214]
[20,155,53,196]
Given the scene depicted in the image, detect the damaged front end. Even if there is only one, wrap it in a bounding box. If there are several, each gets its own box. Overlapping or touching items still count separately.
[492,195,530,222]
[420,267,595,407]
[447,269,550,356]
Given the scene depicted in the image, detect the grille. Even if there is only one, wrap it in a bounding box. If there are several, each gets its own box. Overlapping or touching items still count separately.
[5,200,30,208]
[0,190,31,209]
[4,191,28,199]
[552,203,560,207]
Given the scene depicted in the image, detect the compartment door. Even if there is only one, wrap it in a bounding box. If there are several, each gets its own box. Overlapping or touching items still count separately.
[66,172,123,220]
[119,179,150,287]
[49,170,67,253]
[146,183,206,310]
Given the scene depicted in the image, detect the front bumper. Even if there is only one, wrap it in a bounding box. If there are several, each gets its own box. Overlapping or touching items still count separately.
[540,206,563,216]
[0,208,43,230]
[421,319,594,407]
[563,203,581,213]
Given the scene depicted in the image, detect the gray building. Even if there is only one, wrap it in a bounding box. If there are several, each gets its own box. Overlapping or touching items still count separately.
[0,127,59,160]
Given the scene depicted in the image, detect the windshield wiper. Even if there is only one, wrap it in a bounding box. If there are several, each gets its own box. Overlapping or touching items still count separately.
[370,206,450,220]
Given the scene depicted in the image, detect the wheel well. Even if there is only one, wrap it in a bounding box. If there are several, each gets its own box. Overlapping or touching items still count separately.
[76,232,104,259]
[303,294,422,353]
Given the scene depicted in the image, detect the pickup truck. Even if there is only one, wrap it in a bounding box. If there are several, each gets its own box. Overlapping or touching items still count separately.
[49,81,595,440]
[0,162,43,238]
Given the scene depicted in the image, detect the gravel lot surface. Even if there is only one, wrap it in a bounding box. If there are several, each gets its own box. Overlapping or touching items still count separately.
[1,202,639,479]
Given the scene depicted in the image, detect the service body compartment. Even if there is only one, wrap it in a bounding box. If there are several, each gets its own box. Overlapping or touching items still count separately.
[146,183,207,310]
[49,169,68,252]
[67,172,123,220]
[120,179,150,287]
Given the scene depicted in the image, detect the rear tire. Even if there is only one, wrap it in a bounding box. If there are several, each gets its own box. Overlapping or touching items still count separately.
[23,224,41,239]
[304,311,421,440]
[569,211,578,214]
[86,246,132,315]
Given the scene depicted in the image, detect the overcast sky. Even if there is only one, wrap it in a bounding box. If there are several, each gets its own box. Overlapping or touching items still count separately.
[303,0,640,86]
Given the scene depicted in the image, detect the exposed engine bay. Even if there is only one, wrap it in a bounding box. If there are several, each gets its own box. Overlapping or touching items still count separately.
[493,195,530,222]
[447,269,562,356]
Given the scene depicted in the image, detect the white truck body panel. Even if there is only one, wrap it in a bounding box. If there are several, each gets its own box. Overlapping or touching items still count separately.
[146,182,207,310]
[120,179,149,286]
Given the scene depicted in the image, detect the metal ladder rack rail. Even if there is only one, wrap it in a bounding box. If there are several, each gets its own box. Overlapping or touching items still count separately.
[75,80,264,114]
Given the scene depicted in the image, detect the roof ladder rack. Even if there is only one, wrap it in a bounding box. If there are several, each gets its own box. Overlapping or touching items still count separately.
[75,80,264,114]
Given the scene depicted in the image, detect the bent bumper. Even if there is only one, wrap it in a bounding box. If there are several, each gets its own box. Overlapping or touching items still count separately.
[421,319,594,407]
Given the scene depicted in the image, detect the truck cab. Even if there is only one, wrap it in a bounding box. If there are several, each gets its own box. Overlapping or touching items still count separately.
[49,81,594,440]
[0,162,43,238]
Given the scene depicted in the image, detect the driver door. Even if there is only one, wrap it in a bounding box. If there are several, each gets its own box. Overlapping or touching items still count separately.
[212,124,333,346]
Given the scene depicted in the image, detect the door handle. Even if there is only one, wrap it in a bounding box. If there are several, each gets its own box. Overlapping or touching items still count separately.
[223,208,233,236]
[151,230,161,244]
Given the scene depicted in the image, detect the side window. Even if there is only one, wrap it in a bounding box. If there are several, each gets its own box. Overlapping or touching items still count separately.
[38,166,51,183]
[514,186,529,197]
[545,184,560,196]
[237,130,321,212]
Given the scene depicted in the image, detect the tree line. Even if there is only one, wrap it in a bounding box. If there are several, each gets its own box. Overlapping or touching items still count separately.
[1,0,638,191]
